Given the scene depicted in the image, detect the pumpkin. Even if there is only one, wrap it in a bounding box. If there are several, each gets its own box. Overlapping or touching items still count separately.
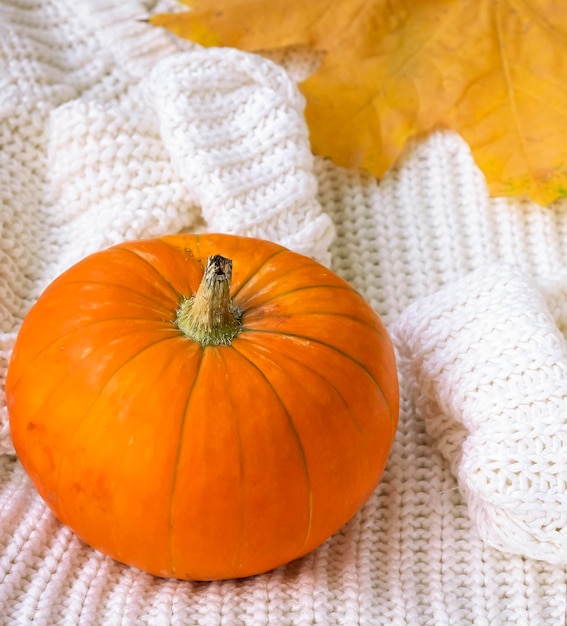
[6,233,398,580]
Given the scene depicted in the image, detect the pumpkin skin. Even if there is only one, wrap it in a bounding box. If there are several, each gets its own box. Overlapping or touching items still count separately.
[6,233,398,580]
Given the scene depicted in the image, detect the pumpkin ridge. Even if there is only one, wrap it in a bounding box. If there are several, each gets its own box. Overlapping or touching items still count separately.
[242,328,395,429]
[214,347,246,573]
[241,283,355,314]
[52,334,190,531]
[166,346,205,577]
[259,344,365,433]
[7,318,180,393]
[233,260,319,308]
[230,342,314,552]
[39,279,179,311]
[115,244,185,300]
[248,280,383,312]
[229,248,286,300]
[244,342,373,478]
[245,306,385,333]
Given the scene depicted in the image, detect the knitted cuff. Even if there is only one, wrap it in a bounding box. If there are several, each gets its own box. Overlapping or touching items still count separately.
[392,264,567,564]
[145,48,336,266]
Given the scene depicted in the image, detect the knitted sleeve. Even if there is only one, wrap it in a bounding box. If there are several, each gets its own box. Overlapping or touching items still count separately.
[393,264,567,564]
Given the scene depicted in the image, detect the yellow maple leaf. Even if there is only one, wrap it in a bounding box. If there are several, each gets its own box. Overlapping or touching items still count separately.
[150,0,567,206]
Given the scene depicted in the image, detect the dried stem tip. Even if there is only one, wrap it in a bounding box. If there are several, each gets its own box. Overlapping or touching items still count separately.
[176,255,242,346]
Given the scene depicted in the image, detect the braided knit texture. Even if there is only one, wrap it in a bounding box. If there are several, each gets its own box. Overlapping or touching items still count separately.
[1,1,566,624]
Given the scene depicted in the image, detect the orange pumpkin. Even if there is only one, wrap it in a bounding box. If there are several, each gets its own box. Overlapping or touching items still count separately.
[6,233,398,580]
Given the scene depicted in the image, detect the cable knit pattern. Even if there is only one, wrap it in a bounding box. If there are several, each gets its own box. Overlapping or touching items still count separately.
[392,264,567,564]
[1,0,567,624]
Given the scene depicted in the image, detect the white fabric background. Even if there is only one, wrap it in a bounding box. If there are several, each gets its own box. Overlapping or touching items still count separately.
[1,0,566,624]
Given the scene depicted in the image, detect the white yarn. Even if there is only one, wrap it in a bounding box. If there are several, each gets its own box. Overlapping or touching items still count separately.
[392,264,567,564]
[1,0,567,624]
[0,334,15,456]
[145,49,335,263]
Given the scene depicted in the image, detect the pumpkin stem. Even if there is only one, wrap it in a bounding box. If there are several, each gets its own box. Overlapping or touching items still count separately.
[176,255,242,346]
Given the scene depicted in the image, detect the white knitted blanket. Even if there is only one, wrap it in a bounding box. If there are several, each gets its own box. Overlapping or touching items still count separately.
[1,1,567,624]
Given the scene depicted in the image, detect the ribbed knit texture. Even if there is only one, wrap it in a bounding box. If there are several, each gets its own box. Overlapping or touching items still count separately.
[393,264,567,565]
[1,1,566,624]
